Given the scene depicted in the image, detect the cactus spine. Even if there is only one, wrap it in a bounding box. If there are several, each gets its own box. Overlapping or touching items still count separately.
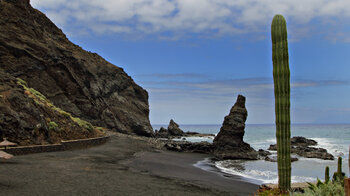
[271,14,291,192]
[325,166,330,183]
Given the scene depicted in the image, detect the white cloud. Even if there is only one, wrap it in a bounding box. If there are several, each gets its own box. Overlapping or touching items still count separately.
[31,0,350,39]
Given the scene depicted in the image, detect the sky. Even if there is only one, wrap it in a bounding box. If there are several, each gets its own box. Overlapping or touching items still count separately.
[31,0,350,125]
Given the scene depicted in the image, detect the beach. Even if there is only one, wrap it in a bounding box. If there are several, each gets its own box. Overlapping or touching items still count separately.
[0,133,257,196]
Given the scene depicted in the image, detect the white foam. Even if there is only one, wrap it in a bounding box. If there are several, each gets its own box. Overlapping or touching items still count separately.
[215,160,318,184]
[172,136,214,143]
[310,137,347,157]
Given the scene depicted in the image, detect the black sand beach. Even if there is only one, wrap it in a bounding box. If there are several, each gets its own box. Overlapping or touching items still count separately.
[0,134,258,196]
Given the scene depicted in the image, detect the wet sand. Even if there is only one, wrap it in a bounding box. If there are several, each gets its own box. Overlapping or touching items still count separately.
[0,134,258,196]
[129,151,259,195]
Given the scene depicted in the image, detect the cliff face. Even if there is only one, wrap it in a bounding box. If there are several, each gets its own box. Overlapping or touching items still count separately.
[0,69,104,145]
[0,0,153,136]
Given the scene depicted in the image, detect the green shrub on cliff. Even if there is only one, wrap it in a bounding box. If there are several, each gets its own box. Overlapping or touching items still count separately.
[16,78,96,133]
[48,121,59,131]
[72,117,94,132]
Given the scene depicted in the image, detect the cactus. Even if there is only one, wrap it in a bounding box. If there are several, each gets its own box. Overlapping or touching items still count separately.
[333,157,344,184]
[325,166,330,183]
[271,14,291,192]
[338,157,342,174]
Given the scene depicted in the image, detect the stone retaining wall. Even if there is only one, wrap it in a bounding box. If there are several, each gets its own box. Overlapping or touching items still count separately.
[3,136,110,155]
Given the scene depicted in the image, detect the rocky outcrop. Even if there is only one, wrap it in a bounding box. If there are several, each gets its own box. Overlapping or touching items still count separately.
[0,69,103,145]
[0,0,153,136]
[167,119,185,136]
[268,136,334,160]
[163,141,214,154]
[155,119,185,138]
[212,95,258,160]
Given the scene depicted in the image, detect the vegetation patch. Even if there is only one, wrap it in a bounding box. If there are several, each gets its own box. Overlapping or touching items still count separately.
[71,117,94,132]
[293,181,344,196]
[16,78,102,133]
[48,121,59,131]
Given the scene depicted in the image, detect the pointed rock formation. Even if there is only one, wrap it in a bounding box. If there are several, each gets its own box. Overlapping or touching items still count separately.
[167,119,185,136]
[213,95,258,160]
[155,119,185,138]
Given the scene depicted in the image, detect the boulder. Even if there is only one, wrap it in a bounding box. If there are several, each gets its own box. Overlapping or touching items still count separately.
[291,136,317,147]
[164,141,214,154]
[212,95,258,160]
[268,136,334,160]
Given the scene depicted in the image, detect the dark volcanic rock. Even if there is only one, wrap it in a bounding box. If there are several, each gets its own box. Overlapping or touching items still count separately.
[291,136,317,146]
[164,141,214,154]
[213,95,258,160]
[155,127,169,138]
[258,149,272,157]
[0,0,153,136]
[155,119,185,138]
[0,69,102,145]
[167,119,185,136]
[293,146,334,160]
[268,136,334,160]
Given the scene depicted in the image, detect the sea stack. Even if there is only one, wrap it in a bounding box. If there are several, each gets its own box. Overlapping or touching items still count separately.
[155,119,185,138]
[213,95,258,160]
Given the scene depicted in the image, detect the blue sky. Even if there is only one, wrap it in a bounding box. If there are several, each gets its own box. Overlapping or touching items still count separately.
[31,0,350,125]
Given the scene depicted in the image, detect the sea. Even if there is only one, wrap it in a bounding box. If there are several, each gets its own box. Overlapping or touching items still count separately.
[152,124,350,185]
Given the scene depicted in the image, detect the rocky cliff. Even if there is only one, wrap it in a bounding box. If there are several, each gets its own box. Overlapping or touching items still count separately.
[0,69,104,145]
[0,0,153,137]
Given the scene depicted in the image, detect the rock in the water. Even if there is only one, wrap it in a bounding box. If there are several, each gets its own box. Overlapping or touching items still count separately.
[167,119,185,136]
[291,136,317,146]
[0,0,153,136]
[213,95,258,160]
[155,119,185,138]
[268,136,334,160]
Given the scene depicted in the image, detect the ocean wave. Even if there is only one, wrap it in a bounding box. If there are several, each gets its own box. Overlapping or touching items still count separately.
[310,137,348,157]
[215,160,318,184]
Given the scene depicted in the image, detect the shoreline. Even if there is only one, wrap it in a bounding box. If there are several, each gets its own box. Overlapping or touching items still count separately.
[0,133,258,195]
[128,150,259,195]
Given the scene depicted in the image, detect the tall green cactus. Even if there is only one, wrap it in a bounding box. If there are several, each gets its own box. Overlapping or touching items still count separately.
[333,157,344,184]
[271,14,291,192]
[338,157,343,174]
[325,166,330,183]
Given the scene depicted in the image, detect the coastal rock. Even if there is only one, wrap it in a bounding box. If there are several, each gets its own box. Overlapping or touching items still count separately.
[155,120,185,138]
[213,95,258,160]
[167,119,185,136]
[164,141,214,154]
[268,136,334,160]
[291,136,317,147]
[258,149,272,157]
[0,0,153,136]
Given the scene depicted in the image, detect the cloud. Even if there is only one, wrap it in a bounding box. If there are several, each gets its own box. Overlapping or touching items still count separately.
[31,0,350,40]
